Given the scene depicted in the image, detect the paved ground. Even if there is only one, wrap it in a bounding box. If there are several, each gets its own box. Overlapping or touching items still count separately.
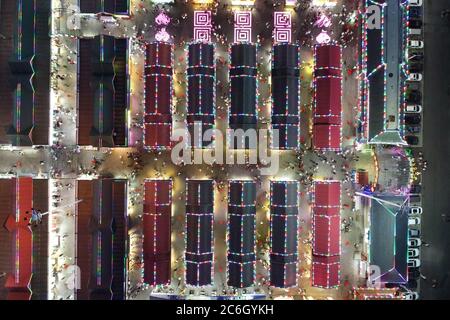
[420,0,450,300]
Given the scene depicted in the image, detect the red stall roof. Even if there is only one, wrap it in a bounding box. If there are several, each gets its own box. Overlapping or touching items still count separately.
[313,124,341,151]
[313,43,342,151]
[144,42,173,149]
[315,44,341,69]
[314,77,341,124]
[4,177,33,300]
[144,123,172,149]
[145,75,172,116]
[311,255,340,288]
[146,42,172,67]
[312,214,340,256]
[314,181,341,209]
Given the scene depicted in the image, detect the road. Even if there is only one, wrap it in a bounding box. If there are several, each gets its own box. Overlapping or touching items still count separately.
[420,0,450,300]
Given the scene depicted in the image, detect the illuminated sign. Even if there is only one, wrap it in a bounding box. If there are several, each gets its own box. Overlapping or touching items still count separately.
[285,0,297,7]
[155,12,171,26]
[316,30,331,44]
[274,11,292,43]
[231,0,255,6]
[314,13,332,28]
[194,10,212,42]
[312,0,337,7]
[234,11,252,43]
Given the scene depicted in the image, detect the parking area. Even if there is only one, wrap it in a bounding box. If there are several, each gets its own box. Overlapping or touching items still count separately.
[404,2,425,147]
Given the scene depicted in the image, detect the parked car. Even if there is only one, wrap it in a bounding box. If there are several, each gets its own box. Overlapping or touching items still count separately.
[408,217,421,226]
[405,104,422,113]
[409,206,423,215]
[409,228,420,238]
[407,72,423,81]
[406,90,422,103]
[405,114,421,125]
[404,292,420,300]
[405,135,419,145]
[408,19,423,29]
[407,40,424,48]
[409,0,423,6]
[408,248,420,258]
[408,238,422,247]
[406,125,421,134]
[410,184,422,194]
[409,7,422,18]
[408,258,421,268]
[409,28,422,35]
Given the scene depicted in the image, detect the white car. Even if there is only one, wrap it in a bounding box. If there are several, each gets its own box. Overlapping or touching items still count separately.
[408,28,422,35]
[407,40,424,49]
[409,0,423,6]
[409,206,423,215]
[408,258,421,268]
[408,248,420,258]
[405,105,422,113]
[409,229,420,237]
[409,217,421,226]
[408,73,423,81]
[408,237,422,247]
[404,292,420,300]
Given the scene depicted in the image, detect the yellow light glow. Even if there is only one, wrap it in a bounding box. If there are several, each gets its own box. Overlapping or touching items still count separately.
[312,0,337,7]
[192,0,214,4]
[231,0,255,6]
[304,60,314,76]
[285,0,297,7]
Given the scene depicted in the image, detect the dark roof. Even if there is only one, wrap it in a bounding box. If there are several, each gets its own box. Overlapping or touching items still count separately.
[369,194,409,284]
[228,181,256,288]
[230,43,257,132]
[272,44,300,149]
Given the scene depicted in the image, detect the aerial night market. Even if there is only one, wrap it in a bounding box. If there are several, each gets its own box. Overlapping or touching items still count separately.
[0,0,449,308]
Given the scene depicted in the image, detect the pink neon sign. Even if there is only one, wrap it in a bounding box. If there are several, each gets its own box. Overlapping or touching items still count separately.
[274,11,292,43]
[234,11,252,43]
[194,11,212,42]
